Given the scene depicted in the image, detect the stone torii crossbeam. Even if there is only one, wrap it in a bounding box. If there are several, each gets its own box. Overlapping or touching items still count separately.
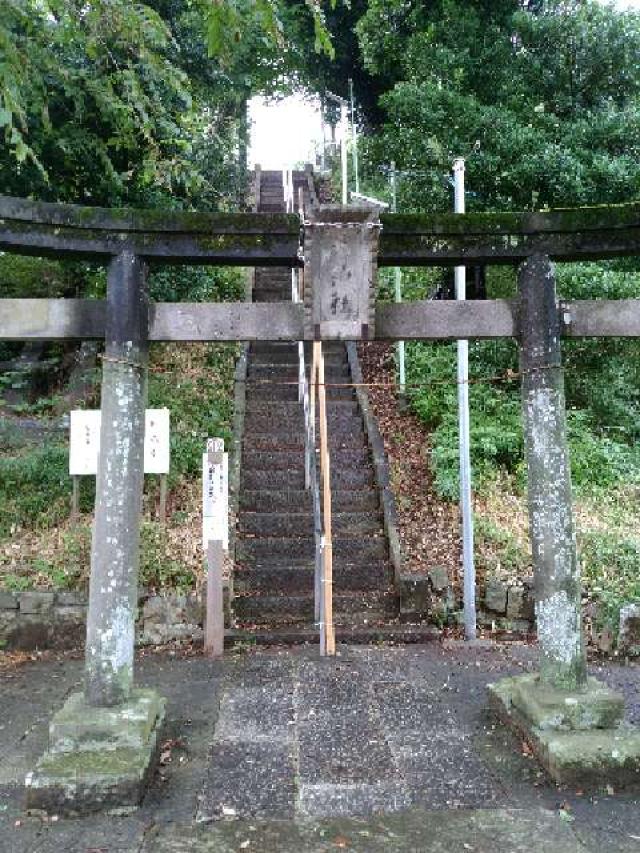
[1,192,640,811]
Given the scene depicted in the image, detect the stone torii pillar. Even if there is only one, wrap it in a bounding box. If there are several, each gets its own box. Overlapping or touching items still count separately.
[84,250,149,704]
[26,251,165,815]
[490,254,640,790]
[519,254,587,690]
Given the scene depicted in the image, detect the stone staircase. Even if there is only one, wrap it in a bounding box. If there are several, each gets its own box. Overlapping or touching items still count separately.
[233,169,399,638]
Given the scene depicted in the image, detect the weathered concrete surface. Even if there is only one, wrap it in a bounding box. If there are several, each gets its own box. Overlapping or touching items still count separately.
[26,688,166,815]
[2,645,640,851]
[510,674,625,731]
[153,808,586,852]
[0,589,207,652]
[489,674,640,789]
[47,688,164,753]
[0,650,225,851]
[304,207,379,340]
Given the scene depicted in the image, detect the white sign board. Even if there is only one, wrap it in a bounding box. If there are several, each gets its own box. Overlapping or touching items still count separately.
[69,409,170,476]
[69,410,101,476]
[144,409,171,475]
[202,438,229,551]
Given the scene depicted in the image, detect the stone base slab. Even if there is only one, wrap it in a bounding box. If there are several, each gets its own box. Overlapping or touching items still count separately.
[489,674,640,789]
[49,688,164,752]
[509,673,624,731]
[25,689,165,815]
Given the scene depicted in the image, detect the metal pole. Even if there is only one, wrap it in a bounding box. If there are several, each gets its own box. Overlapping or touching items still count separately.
[349,79,359,195]
[391,161,405,396]
[340,103,348,205]
[453,157,476,641]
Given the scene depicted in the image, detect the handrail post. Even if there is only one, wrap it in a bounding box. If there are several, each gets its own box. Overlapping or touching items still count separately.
[310,343,321,626]
[316,341,335,656]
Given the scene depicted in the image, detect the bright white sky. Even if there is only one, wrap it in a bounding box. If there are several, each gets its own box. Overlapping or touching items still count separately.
[248,0,640,169]
[248,94,326,169]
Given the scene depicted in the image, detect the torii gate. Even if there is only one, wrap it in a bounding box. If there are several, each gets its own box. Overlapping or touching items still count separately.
[2,192,640,811]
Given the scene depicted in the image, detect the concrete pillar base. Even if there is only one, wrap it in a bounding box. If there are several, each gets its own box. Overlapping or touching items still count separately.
[489,674,640,789]
[25,689,165,815]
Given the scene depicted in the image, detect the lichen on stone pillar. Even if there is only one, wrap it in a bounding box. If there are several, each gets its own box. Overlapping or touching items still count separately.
[518,253,587,690]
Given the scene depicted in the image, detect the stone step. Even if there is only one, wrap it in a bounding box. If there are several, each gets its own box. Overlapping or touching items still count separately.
[249,352,347,367]
[241,448,370,471]
[227,623,440,646]
[253,292,291,303]
[245,384,355,402]
[239,489,380,513]
[253,282,291,292]
[253,282,290,291]
[243,413,364,433]
[241,467,374,491]
[242,431,366,451]
[250,340,345,352]
[238,510,382,537]
[234,560,391,593]
[254,272,292,282]
[245,400,359,416]
[248,364,350,380]
[235,535,387,562]
[233,590,398,623]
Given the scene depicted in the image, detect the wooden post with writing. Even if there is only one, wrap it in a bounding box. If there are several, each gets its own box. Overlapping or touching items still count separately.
[203,438,227,658]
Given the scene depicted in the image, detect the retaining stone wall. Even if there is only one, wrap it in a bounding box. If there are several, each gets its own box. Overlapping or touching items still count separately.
[0,589,212,651]
[398,573,536,634]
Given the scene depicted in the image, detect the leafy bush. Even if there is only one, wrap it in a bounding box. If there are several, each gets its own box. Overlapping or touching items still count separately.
[568,410,640,490]
[146,343,237,483]
[0,445,78,536]
[580,528,640,632]
[475,515,530,579]
[148,266,245,304]
[402,262,640,501]
[139,522,195,593]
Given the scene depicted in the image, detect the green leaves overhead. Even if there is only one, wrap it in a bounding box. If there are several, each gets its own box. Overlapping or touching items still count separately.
[0,0,196,203]
[355,0,640,212]
[206,0,338,64]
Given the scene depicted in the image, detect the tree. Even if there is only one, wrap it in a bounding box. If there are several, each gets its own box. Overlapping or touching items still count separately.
[0,0,194,204]
[0,0,263,210]
[355,0,640,212]
[206,0,338,65]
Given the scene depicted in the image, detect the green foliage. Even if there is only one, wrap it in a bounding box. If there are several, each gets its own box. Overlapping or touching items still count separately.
[403,261,640,501]
[1,0,190,203]
[2,573,33,592]
[0,0,252,210]
[207,0,338,65]
[0,445,75,537]
[148,266,245,304]
[140,521,194,592]
[475,515,530,578]
[356,0,640,212]
[0,255,78,298]
[580,527,640,632]
[147,343,237,481]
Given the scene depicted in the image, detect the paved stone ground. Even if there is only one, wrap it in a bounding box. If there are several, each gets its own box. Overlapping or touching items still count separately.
[1,643,640,852]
